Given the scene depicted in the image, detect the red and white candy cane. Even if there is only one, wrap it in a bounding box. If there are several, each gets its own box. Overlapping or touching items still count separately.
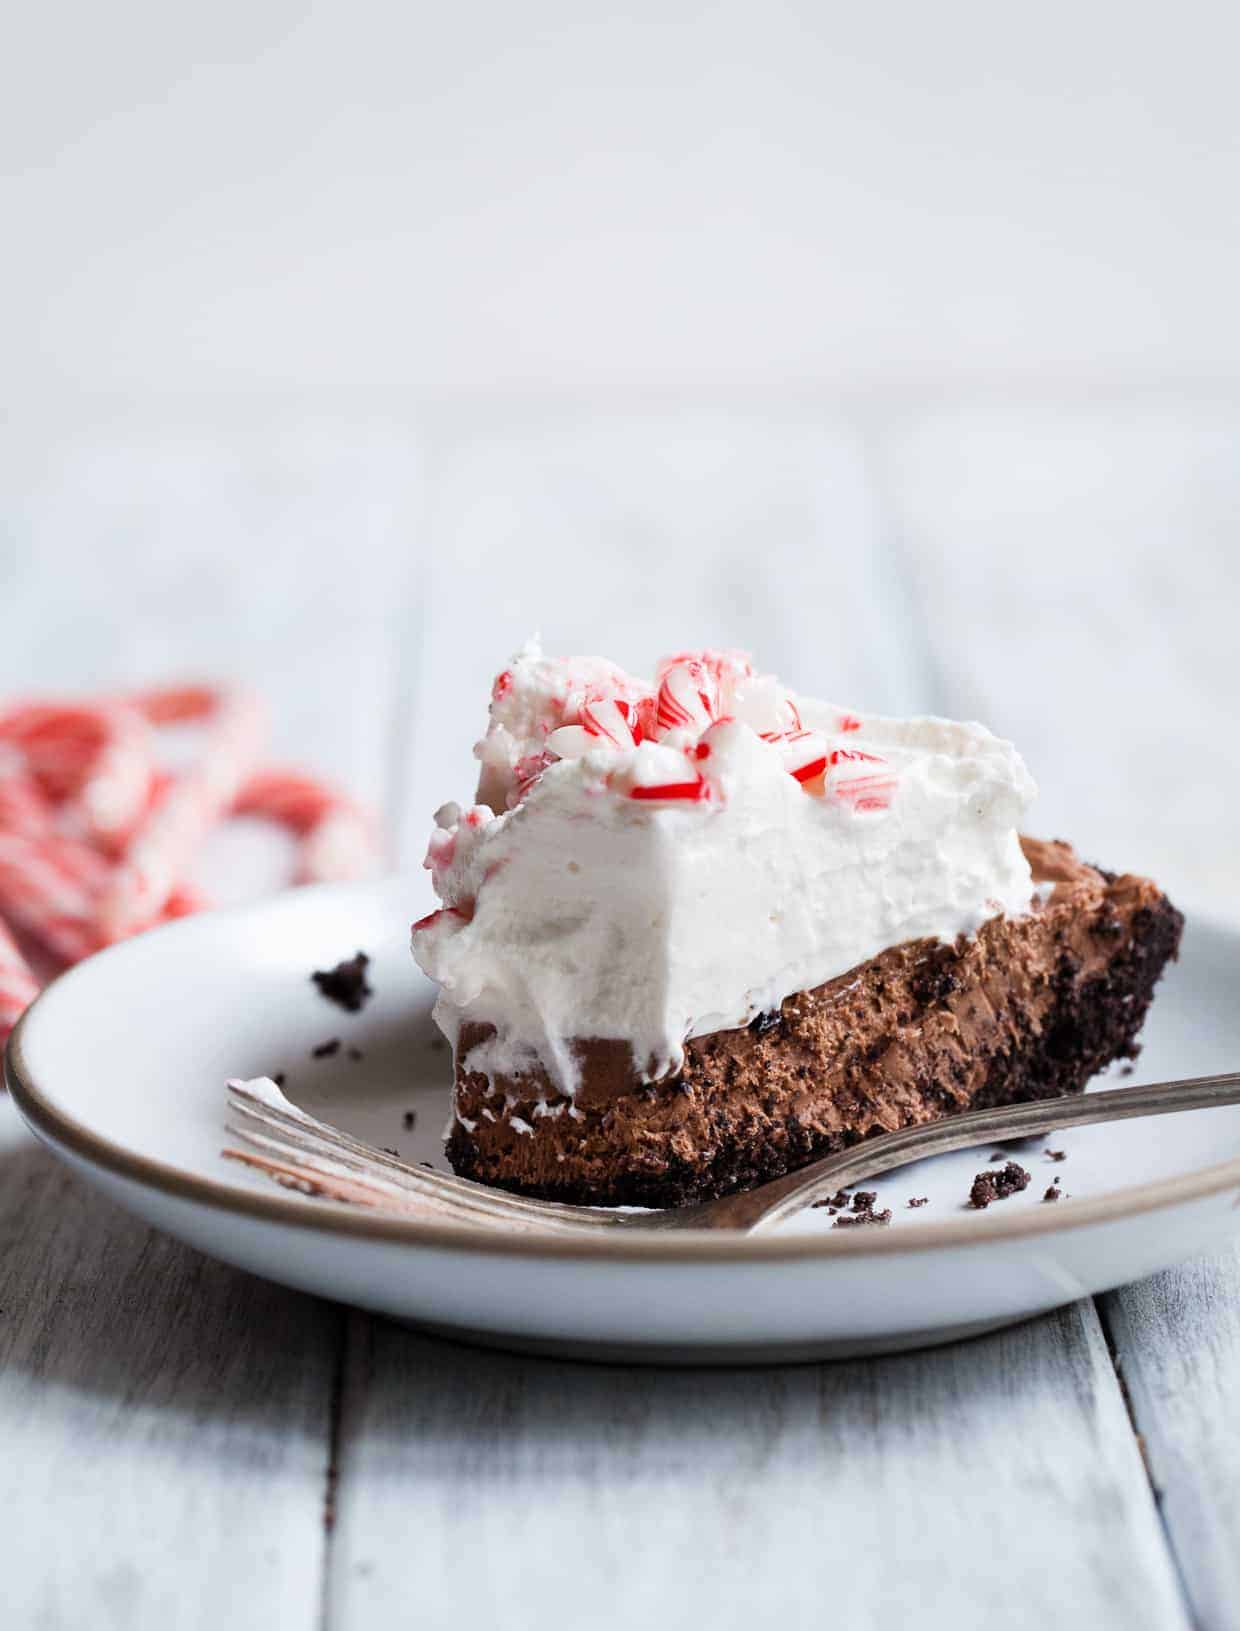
[232,770,379,882]
[546,694,642,761]
[0,832,100,964]
[0,762,56,839]
[0,764,112,885]
[655,649,753,689]
[0,913,39,1044]
[0,745,224,974]
[654,659,721,736]
[96,688,267,941]
[0,760,108,963]
[825,747,898,812]
[0,700,154,851]
[0,680,380,1035]
[776,730,830,785]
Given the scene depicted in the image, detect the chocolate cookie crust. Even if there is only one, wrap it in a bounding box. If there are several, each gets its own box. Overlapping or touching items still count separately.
[445,838,1183,1208]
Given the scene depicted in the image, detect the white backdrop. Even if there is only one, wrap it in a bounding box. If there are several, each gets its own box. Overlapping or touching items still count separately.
[5,0,1240,403]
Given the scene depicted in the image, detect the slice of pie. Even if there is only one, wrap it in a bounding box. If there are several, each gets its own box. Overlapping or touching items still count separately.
[412,642,1183,1208]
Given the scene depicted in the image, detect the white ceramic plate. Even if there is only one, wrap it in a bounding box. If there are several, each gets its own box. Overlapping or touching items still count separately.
[7,879,1240,1363]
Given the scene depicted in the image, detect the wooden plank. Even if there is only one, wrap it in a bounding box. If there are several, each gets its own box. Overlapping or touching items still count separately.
[0,1095,339,1631]
[877,399,1240,1622]
[0,420,414,806]
[874,403,1240,915]
[0,419,419,1629]
[326,1305,1187,1630]
[1101,1249,1240,1631]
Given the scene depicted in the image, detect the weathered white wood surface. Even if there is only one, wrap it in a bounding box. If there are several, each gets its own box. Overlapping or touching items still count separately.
[876,406,1240,915]
[327,1305,1186,1631]
[886,405,1240,1631]
[0,424,416,1630]
[2,405,1238,1629]
[0,1093,339,1631]
[0,422,415,813]
[1102,1252,1240,1630]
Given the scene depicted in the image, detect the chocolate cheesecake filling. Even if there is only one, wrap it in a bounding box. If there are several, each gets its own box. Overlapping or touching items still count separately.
[446,838,1184,1208]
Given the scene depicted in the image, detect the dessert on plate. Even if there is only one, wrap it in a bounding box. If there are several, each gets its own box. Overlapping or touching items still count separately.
[412,642,1183,1207]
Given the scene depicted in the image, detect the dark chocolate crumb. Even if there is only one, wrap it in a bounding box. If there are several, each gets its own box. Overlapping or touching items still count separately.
[381,1147,400,1158]
[311,952,373,1013]
[749,1009,782,1038]
[969,1161,1031,1210]
[347,1047,364,1062]
[988,1150,1009,1162]
[813,1187,852,1211]
[311,1039,341,1058]
[402,1110,417,1130]
[1046,1148,1067,1162]
[832,1189,892,1227]
[272,1073,286,1088]
[833,1199,892,1229]
[1043,1180,1062,1202]
[907,1196,929,1209]
[1120,1063,1136,1077]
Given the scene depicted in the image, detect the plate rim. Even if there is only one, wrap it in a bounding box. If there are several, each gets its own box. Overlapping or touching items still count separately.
[7,879,1240,1265]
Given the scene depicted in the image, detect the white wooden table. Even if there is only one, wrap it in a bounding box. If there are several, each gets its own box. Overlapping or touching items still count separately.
[2,404,1238,1629]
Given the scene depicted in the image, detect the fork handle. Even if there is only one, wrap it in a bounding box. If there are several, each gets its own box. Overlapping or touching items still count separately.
[662,1072,1240,1233]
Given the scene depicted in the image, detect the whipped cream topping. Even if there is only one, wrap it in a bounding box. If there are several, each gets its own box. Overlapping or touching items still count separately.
[413,641,1037,1098]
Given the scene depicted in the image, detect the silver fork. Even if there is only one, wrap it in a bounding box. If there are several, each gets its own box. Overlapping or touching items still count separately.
[223,1071,1240,1235]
